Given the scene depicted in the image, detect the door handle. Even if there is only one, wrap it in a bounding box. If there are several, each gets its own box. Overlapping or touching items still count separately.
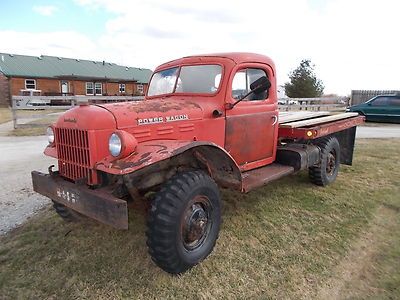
[271,115,278,126]
[213,109,223,117]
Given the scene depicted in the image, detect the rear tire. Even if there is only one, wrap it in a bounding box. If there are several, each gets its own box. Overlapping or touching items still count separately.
[309,136,340,186]
[146,170,221,274]
[52,201,86,222]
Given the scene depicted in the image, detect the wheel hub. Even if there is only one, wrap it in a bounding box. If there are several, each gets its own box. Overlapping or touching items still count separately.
[182,198,211,250]
[326,151,336,175]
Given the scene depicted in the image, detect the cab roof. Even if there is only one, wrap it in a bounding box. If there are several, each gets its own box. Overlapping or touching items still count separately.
[156,52,275,71]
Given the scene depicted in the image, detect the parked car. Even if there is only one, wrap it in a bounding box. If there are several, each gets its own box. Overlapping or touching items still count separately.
[347,94,400,123]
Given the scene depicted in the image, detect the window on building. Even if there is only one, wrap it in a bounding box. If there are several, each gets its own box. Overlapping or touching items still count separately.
[137,84,144,94]
[25,79,36,90]
[119,83,126,93]
[86,82,94,95]
[95,82,102,95]
[231,68,268,101]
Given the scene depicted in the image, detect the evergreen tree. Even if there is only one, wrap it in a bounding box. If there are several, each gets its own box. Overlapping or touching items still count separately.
[284,60,324,98]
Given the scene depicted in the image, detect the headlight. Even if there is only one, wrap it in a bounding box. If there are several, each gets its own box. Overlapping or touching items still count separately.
[108,131,138,158]
[47,127,54,145]
[109,133,122,157]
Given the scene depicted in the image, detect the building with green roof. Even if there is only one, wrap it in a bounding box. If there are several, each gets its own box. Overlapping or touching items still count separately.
[0,53,152,105]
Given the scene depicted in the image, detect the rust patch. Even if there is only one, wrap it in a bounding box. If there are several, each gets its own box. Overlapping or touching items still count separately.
[130,100,201,113]
[112,152,152,169]
[146,144,169,154]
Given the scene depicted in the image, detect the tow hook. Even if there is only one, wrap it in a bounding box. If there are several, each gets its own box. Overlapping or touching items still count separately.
[48,165,55,176]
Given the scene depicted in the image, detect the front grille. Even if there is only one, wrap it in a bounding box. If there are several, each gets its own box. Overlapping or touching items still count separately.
[55,128,96,184]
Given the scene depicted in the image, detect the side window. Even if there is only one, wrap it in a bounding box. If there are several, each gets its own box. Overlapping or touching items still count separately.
[371,97,388,106]
[388,97,400,106]
[232,68,268,101]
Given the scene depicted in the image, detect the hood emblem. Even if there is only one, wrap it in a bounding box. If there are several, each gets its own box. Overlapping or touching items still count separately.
[138,114,189,125]
[64,118,77,123]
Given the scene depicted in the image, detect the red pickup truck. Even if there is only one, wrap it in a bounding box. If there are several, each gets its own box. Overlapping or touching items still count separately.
[32,53,364,274]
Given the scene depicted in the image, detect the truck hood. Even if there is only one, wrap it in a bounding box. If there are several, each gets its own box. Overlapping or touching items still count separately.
[97,98,204,129]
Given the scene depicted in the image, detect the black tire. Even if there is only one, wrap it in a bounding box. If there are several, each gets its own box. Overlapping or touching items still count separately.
[309,136,340,186]
[52,201,86,222]
[146,170,221,274]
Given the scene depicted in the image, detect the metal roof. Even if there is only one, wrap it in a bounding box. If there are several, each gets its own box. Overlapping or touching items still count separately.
[0,53,152,83]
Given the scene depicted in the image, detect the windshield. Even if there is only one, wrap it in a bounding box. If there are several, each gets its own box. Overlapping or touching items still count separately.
[147,64,222,97]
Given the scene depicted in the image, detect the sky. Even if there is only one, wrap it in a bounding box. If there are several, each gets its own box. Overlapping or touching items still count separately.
[0,0,398,95]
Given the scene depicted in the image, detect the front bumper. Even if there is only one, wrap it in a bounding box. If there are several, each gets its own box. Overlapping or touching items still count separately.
[31,171,128,229]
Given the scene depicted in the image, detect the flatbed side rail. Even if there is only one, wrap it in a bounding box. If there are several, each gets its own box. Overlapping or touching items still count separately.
[278,116,365,140]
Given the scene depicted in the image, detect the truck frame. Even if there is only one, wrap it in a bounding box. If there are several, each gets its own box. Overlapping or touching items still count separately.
[32,53,364,274]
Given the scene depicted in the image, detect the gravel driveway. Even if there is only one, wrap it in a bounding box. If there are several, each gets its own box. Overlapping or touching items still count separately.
[356,124,400,138]
[0,135,55,235]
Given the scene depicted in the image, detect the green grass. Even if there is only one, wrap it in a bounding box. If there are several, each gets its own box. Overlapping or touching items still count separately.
[8,116,59,136]
[0,109,63,136]
[0,139,399,299]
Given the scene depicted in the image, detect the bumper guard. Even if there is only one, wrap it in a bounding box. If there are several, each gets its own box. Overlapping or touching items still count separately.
[31,171,128,229]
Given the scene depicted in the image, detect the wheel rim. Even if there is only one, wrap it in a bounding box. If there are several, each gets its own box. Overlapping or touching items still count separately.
[326,149,336,176]
[181,195,212,251]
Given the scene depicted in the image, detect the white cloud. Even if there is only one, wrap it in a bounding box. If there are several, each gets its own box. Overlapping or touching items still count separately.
[2,0,399,95]
[33,5,58,16]
[0,31,103,60]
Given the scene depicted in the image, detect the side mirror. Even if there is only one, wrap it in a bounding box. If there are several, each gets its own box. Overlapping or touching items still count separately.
[250,76,271,94]
[227,76,272,109]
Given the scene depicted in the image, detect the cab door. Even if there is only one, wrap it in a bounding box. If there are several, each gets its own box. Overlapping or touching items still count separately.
[387,96,400,122]
[363,96,390,122]
[224,64,278,170]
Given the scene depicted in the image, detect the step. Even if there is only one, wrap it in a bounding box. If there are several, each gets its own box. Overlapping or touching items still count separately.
[241,163,294,192]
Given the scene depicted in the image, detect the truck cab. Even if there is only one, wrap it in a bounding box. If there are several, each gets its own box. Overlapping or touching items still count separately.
[32,53,364,274]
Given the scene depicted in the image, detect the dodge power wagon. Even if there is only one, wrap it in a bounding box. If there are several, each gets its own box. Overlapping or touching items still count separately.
[32,53,364,274]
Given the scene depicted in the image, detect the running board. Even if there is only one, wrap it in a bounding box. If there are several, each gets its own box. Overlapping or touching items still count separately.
[241,163,294,193]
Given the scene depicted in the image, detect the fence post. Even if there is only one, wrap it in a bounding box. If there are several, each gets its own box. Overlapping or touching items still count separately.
[11,98,17,129]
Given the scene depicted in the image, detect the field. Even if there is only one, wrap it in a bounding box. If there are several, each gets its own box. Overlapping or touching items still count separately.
[0,139,399,299]
[9,116,59,136]
[0,107,62,136]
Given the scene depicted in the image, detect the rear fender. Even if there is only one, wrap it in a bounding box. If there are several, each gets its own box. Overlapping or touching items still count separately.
[95,140,243,190]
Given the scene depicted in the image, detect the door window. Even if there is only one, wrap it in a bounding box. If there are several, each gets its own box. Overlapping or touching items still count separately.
[371,97,389,106]
[388,97,400,106]
[61,81,69,94]
[119,83,125,93]
[232,68,268,101]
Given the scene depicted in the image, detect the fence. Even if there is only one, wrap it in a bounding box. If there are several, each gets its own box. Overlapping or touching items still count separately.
[11,95,348,129]
[278,97,348,112]
[351,90,400,106]
[11,95,143,129]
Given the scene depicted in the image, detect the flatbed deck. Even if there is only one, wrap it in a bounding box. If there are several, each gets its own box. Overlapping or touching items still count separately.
[278,111,331,124]
[278,112,365,140]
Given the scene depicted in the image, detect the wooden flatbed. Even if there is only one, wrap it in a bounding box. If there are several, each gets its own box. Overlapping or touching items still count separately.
[278,111,365,140]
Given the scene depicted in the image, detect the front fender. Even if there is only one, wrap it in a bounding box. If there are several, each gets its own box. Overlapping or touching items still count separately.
[95,140,242,189]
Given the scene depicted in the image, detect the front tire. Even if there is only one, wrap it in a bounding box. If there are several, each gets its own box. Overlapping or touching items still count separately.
[146,170,221,274]
[309,136,341,186]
